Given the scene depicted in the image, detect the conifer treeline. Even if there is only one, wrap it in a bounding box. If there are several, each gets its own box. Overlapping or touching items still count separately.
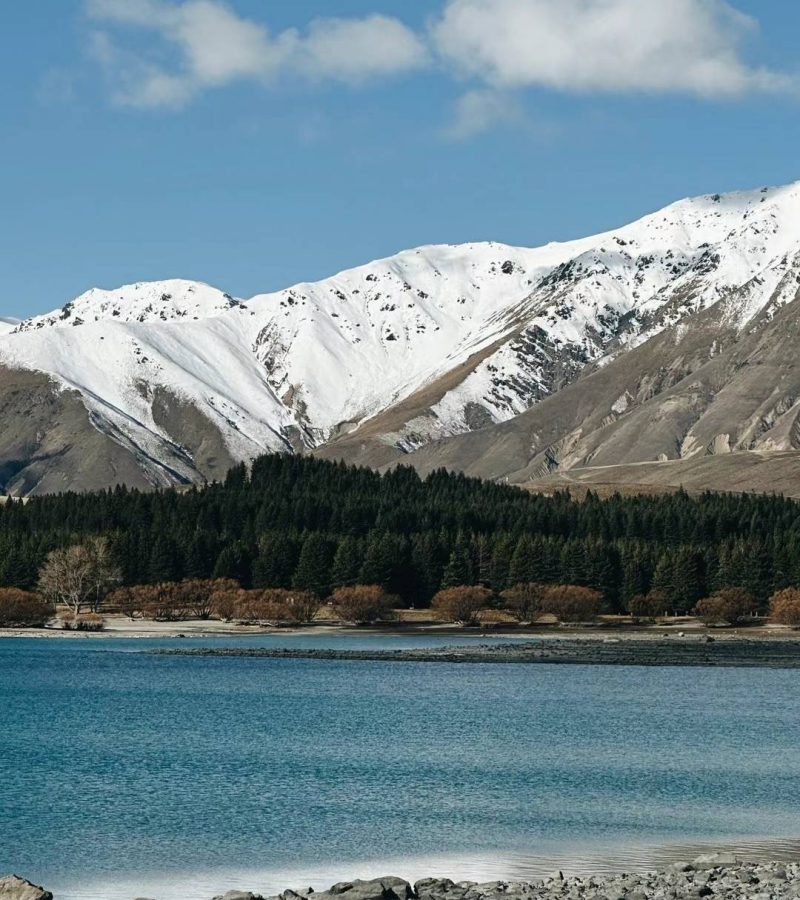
[1,454,799,611]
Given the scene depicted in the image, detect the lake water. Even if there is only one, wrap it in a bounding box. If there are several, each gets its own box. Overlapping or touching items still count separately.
[2,633,799,900]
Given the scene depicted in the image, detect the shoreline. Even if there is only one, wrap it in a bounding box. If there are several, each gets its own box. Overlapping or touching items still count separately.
[2,614,799,642]
[151,635,800,668]
[9,855,800,900]
[234,858,800,900]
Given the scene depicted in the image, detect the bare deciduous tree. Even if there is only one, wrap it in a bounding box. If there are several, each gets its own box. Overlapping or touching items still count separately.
[628,589,669,620]
[540,585,604,623]
[107,586,142,621]
[0,588,53,627]
[500,583,548,622]
[431,586,493,625]
[693,588,754,625]
[769,588,800,627]
[38,538,122,619]
[331,585,396,625]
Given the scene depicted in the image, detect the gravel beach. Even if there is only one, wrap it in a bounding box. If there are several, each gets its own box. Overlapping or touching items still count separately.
[151,636,800,668]
[6,856,800,900]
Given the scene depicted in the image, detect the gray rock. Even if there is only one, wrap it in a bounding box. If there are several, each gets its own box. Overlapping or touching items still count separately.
[415,879,456,896]
[325,879,412,900]
[0,877,53,900]
[212,891,265,900]
[159,860,800,900]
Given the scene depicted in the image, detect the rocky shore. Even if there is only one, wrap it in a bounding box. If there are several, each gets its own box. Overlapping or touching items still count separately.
[151,636,800,668]
[4,857,800,900]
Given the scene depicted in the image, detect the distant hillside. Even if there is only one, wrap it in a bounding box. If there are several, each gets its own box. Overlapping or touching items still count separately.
[523,451,800,499]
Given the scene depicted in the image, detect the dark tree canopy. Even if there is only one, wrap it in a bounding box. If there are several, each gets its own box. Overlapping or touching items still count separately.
[1,454,798,609]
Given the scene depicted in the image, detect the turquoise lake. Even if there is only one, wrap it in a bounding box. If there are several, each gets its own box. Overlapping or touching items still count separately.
[1,634,799,899]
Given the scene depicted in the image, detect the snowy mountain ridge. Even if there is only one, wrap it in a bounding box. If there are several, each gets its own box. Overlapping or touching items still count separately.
[2,179,800,494]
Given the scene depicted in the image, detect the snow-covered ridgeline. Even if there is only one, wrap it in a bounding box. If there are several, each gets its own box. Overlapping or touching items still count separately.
[1,180,799,472]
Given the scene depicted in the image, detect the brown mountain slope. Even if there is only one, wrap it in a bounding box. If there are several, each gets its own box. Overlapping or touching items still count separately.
[0,368,236,496]
[393,277,800,487]
[524,451,800,498]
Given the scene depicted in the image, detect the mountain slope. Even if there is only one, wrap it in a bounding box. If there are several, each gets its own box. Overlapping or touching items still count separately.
[320,182,800,469]
[2,179,800,495]
[396,248,800,486]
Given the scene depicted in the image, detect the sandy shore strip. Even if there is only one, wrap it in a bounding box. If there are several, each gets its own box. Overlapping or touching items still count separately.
[2,614,800,642]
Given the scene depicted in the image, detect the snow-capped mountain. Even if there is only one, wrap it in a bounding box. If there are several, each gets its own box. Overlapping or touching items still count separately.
[2,180,800,495]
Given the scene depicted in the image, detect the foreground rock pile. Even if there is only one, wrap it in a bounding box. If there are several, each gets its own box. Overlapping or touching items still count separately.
[0,875,52,900]
[4,856,800,900]
[213,860,800,900]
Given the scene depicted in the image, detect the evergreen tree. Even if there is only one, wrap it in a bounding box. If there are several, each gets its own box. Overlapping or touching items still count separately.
[148,537,182,583]
[410,533,443,605]
[183,530,217,580]
[488,536,514,591]
[331,536,363,589]
[293,533,333,596]
[621,552,647,607]
[212,541,252,587]
[672,547,705,612]
[252,532,297,589]
[508,535,537,585]
[474,535,493,585]
[441,535,475,588]
[652,552,677,610]
[560,540,588,586]
[359,532,397,589]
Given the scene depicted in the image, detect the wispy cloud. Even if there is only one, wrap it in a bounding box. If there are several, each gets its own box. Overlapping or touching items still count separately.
[444,89,524,139]
[86,0,428,109]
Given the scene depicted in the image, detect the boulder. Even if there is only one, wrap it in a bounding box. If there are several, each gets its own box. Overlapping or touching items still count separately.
[212,891,265,900]
[324,879,412,900]
[414,878,458,900]
[0,876,53,900]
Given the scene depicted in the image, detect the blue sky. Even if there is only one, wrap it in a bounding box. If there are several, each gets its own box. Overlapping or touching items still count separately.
[3,0,800,318]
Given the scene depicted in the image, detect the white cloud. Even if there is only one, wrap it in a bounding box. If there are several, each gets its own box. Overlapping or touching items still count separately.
[297,16,429,83]
[445,89,524,138]
[86,0,428,108]
[83,0,794,119]
[431,0,791,98]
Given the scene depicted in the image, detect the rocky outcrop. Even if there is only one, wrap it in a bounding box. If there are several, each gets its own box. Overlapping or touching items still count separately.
[0,875,52,900]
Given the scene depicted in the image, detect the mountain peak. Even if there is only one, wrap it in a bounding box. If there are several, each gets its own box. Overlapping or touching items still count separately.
[14,279,241,333]
[0,316,19,336]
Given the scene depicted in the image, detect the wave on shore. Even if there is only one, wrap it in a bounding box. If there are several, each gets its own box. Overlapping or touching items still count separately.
[44,838,800,900]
